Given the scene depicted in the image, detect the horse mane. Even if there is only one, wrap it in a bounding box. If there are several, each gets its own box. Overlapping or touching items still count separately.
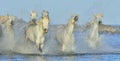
[36,17,43,25]
[36,14,50,25]
[0,16,8,20]
[64,16,76,34]
[0,16,9,24]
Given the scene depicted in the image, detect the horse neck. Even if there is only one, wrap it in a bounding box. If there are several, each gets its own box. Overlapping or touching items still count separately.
[91,17,99,36]
[37,19,44,33]
[66,21,74,34]
[91,17,99,25]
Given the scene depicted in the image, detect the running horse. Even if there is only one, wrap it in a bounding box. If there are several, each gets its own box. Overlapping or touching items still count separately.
[88,14,103,49]
[25,10,50,53]
[55,15,79,53]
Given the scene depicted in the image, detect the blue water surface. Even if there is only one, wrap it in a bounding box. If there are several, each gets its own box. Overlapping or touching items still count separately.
[0,32,120,61]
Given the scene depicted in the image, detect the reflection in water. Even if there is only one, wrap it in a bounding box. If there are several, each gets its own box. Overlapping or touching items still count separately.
[63,56,74,61]
[35,56,48,61]
[0,55,24,61]
[0,55,47,61]
[1,54,120,61]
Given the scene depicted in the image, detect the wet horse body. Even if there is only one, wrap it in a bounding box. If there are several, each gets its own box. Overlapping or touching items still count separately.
[25,22,44,50]
[83,14,120,33]
[88,14,103,49]
[55,15,79,53]
[25,11,50,53]
[0,15,10,37]
[0,16,10,24]
[0,15,15,38]
[28,11,38,25]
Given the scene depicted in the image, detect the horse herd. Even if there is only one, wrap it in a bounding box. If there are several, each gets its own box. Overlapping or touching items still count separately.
[0,10,117,54]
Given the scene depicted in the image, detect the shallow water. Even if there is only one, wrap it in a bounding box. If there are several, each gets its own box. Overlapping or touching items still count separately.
[1,54,120,61]
[0,32,120,61]
[0,20,120,60]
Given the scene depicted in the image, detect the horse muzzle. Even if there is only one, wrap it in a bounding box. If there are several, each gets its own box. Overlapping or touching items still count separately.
[99,21,102,24]
[74,16,79,22]
[11,21,14,25]
[44,29,48,33]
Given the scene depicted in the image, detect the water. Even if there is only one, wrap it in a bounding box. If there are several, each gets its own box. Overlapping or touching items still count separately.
[0,32,120,61]
[0,19,120,60]
[1,54,120,61]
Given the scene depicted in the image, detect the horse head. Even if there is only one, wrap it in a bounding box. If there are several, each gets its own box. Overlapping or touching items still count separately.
[7,15,16,25]
[30,11,38,19]
[94,13,103,24]
[41,10,50,33]
[68,14,79,25]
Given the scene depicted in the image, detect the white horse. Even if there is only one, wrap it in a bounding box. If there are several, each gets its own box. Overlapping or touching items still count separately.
[0,15,12,36]
[88,13,103,49]
[0,15,15,30]
[28,11,38,25]
[84,14,103,30]
[25,10,50,52]
[0,15,10,24]
[1,15,15,40]
[55,15,79,53]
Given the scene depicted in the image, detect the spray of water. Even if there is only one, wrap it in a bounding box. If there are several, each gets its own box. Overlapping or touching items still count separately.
[0,18,120,55]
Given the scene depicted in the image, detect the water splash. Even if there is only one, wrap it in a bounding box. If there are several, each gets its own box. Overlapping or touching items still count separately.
[0,19,120,55]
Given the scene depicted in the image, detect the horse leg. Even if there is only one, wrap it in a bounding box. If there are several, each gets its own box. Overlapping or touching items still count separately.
[71,35,75,52]
[36,40,41,51]
[39,37,45,52]
[0,26,2,37]
[36,35,42,52]
[62,44,65,52]
[89,40,97,49]
[95,38,99,48]
[24,30,28,41]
